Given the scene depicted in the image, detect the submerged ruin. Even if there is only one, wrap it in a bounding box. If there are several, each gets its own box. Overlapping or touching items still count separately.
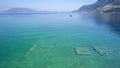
[74,47,91,56]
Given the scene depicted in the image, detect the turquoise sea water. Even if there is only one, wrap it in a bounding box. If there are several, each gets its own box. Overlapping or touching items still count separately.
[0,13,120,68]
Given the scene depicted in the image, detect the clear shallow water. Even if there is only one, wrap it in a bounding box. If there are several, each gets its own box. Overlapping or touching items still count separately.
[0,13,120,68]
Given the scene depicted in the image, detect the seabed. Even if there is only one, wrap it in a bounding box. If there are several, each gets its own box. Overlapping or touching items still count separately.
[15,43,120,68]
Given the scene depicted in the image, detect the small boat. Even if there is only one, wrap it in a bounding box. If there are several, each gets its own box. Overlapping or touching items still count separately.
[69,15,72,17]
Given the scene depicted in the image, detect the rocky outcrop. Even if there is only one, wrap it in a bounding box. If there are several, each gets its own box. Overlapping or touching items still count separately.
[76,0,120,13]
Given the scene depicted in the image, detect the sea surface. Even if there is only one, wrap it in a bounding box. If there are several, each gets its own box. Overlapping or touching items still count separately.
[0,13,120,68]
